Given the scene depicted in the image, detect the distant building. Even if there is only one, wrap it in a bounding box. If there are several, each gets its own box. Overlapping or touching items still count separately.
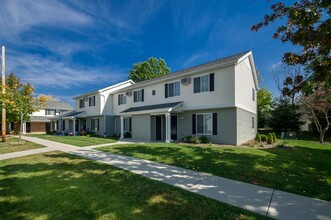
[21,100,73,134]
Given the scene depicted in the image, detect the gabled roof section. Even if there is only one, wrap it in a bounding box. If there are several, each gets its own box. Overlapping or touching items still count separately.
[115,51,252,93]
[236,51,259,90]
[45,101,73,110]
[73,80,135,99]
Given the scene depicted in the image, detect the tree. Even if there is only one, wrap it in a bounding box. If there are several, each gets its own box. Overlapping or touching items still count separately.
[257,88,273,128]
[0,73,46,143]
[251,1,331,83]
[300,85,331,143]
[268,98,303,131]
[128,57,170,82]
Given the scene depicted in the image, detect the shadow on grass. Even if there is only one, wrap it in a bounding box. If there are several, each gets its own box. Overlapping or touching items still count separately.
[98,143,331,201]
[0,152,265,220]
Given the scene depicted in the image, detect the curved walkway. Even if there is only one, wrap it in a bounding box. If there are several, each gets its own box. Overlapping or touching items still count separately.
[1,136,330,220]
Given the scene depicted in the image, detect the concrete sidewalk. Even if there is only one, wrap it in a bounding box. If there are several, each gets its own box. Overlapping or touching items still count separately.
[2,136,330,220]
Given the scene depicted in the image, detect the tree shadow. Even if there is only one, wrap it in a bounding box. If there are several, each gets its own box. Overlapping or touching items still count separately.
[0,151,264,220]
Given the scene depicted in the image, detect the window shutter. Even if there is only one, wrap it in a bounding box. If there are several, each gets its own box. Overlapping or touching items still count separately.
[129,118,132,132]
[213,113,217,135]
[134,91,137,102]
[141,89,144,102]
[210,73,214,91]
[192,114,196,134]
[165,84,168,98]
[194,77,200,93]
[97,118,100,131]
[118,95,121,106]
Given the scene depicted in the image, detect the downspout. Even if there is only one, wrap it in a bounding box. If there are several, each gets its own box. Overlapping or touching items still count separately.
[100,93,106,137]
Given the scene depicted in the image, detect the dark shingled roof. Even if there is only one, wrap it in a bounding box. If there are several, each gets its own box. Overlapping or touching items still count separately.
[62,111,85,117]
[121,102,183,113]
[46,101,73,110]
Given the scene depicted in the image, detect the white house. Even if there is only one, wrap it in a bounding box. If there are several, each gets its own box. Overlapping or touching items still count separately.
[58,51,258,145]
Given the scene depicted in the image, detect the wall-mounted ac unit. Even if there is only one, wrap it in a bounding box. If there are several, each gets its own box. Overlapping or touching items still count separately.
[126,91,132,96]
[181,77,191,85]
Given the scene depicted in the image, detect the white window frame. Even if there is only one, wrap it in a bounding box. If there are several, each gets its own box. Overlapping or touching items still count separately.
[194,74,210,93]
[167,81,180,97]
[134,89,143,102]
[79,99,85,108]
[196,113,213,135]
[91,118,99,131]
[119,94,127,105]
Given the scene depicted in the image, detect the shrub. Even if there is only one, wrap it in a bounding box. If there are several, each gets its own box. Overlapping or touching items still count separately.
[260,134,268,142]
[255,133,261,142]
[124,132,132,138]
[190,137,201,144]
[47,130,57,135]
[185,135,193,143]
[267,133,273,144]
[272,132,277,143]
[199,135,209,143]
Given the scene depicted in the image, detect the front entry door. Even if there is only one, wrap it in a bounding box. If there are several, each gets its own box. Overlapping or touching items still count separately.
[171,115,177,140]
[155,116,162,141]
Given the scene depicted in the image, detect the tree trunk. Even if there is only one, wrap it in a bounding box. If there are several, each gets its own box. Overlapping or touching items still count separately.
[319,132,325,144]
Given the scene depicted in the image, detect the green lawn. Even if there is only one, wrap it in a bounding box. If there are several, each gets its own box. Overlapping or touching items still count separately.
[0,136,45,154]
[97,139,331,201]
[0,151,267,220]
[27,134,118,147]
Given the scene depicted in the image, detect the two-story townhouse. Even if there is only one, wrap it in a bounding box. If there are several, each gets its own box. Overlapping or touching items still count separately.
[20,100,73,134]
[57,80,134,136]
[113,51,258,145]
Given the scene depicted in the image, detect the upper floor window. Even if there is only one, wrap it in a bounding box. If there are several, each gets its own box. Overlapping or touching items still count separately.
[79,99,85,108]
[89,96,95,106]
[252,88,255,101]
[193,73,214,93]
[118,94,127,105]
[165,81,180,98]
[45,109,56,115]
[134,89,144,102]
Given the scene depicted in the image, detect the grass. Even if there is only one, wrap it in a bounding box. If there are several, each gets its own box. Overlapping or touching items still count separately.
[0,136,45,154]
[0,151,267,220]
[97,139,331,201]
[27,134,118,147]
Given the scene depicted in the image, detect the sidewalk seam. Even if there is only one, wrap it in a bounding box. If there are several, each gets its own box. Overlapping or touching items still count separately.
[266,189,274,216]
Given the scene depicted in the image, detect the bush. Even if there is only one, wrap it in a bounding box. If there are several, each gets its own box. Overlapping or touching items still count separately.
[124,132,132,138]
[185,135,193,143]
[190,137,201,144]
[260,134,268,142]
[272,132,277,143]
[199,135,209,143]
[267,133,274,144]
[255,133,261,142]
[47,130,57,135]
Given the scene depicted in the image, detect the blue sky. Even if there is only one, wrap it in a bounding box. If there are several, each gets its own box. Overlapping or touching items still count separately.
[1,0,298,106]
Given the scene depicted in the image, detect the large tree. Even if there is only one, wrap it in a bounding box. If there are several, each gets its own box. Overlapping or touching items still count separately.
[128,57,170,83]
[0,73,46,143]
[268,98,303,131]
[257,88,273,128]
[300,84,331,143]
[251,0,331,84]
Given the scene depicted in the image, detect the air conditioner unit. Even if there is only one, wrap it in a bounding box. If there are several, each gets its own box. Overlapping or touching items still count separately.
[125,91,132,96]
[181,77,191,85]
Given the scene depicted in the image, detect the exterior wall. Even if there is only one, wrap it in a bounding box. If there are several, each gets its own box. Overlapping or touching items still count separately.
[113,65,236,115]
[131,115,151,141]
[30,122,46,133]
[76,94,102,117]
[176,108,237,145]
[84,116,104,136]
[234,57,257,113]
[236,108,257,145]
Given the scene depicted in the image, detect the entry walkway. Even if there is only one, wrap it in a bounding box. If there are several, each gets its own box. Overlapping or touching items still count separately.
[1,136,330,220]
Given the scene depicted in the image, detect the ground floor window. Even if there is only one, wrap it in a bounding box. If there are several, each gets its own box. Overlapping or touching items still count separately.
[196,113,212,135]
[91,118,99,131]
[123,117,131,132]
[252,116,255,129]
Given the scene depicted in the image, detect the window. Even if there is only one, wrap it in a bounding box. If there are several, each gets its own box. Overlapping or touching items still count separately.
[91,118,99,131]
[118,94,127,105]
[134,89,144,102]
[196,113,213,135]
[123,117,131,132]
[79,99,85,108]
[165,81,180,98]
[45,109,56,115]
[89,96,95,106]
[252,88,255,101]
[193,73,214,93]
[252,116,255,129]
